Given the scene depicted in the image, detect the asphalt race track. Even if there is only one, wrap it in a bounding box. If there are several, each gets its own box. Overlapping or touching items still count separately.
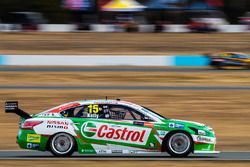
[1,67,249,161]
[1,66,249,90]
[0,151,249,160]
[0,67,249,72]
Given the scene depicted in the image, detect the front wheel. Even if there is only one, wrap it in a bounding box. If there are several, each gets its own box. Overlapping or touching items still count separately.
[165,132,193,157]
[49,133,76,157]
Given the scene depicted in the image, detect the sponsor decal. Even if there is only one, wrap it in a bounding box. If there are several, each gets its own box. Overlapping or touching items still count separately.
[98,150,107,153]
[47,124,68,129]
[81,149,95,153]
[87,113,99,118]
[195,136,216,145]
[112,150,123,153]
[27,143,40,149]
[46,120,69,129]
[38,113,61,117]
[198,130,206,135]
[196,136,213,143]
[169,123,184,129]
[27,134,41,143]
[157,130,168,138]
[199,144,213,151]
[81,122,151,145]
[47,120,69,125]
[5,102,18,110]
[82,122,97,137]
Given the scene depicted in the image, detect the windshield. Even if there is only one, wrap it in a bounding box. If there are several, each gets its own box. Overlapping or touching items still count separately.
[234,54,249,59]
[142,106,166,120]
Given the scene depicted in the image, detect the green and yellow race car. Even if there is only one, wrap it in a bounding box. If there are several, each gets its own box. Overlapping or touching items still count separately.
[5,100,218,157]
[209,52,250,69]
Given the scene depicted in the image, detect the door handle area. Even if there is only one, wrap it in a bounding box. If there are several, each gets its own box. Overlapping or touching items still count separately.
[133,121,144,126]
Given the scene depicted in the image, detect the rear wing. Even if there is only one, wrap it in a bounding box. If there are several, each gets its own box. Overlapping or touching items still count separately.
[5,101,31,119]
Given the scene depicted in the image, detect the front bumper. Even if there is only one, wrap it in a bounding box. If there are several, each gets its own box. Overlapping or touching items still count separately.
[192,134,218,154]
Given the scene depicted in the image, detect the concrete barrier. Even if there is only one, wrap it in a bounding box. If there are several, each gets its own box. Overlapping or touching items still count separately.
[1,24,249,32]
[0,55,209,66]
[217,25,249,32]
[38,24,77,32]
[174,56,209,66]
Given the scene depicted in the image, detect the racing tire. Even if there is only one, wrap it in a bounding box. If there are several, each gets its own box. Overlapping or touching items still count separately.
[49,133,76,157]
[165,132,193,157]
[210,62,223,70]
[214,65,223,70]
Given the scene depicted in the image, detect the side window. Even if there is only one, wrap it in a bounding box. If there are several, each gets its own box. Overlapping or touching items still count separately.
[60,104,105,119]
[236,54,247,59]
[231,55,239,59]
[60,106,87,118]
[104,105,153,121]
[108,105,130,120]
[60,104,153,121]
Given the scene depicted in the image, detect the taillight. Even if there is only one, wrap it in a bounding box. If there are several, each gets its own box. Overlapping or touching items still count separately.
[22,121,43,130]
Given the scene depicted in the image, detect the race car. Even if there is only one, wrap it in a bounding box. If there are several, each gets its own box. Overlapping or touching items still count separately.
[208,52,250,69]
[5,99,218,157]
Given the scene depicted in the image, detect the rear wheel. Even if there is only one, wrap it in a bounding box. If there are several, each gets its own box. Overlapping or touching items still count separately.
[50,133,76,157]
[165,132,193,157]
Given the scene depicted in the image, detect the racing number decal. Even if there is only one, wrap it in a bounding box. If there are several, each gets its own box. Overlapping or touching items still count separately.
[87,104,99,114]
[87,104,100,118]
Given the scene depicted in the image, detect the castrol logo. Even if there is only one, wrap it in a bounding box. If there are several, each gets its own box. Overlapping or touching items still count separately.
[81,122,151,145]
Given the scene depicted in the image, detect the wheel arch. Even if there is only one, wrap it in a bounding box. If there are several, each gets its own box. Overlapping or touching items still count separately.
[161,130,194,153]
[46,132,78,152]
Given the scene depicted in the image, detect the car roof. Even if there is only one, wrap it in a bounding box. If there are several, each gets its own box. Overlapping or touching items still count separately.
[42,99,143,114]
[216,52,248,57]
[80,99,143,110]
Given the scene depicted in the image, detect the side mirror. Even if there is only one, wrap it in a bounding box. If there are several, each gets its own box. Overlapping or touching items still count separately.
[143,116,150,121]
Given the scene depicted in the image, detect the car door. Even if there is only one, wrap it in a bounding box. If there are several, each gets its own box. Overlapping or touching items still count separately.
[89,104,160,153]
[227,54,243,66]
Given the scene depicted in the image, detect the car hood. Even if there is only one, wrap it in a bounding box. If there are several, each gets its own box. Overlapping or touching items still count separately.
[163,119,206,128]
